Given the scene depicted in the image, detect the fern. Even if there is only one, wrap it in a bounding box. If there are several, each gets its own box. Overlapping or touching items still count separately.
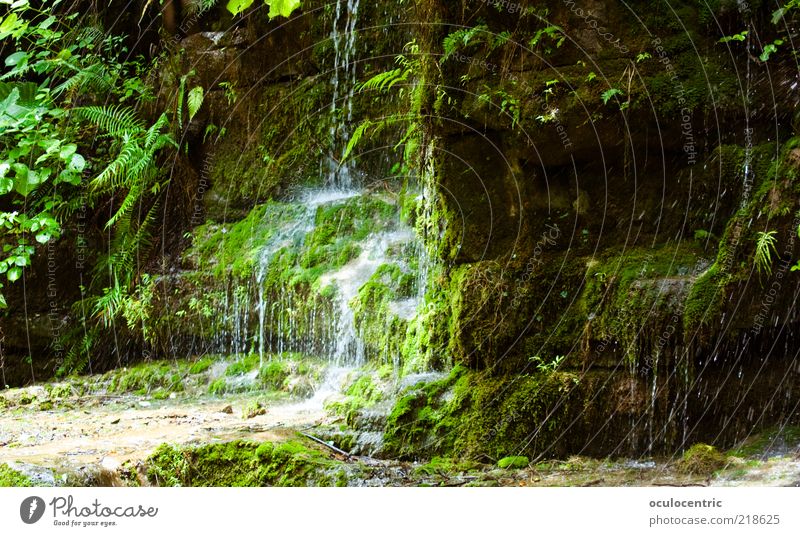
[75,105,144,136]
[71,106,174,362]
[359,68,409,93]
[442,24,489,62]
[187,86,204,121]
[755,230,779,276]
[601,88,624,105]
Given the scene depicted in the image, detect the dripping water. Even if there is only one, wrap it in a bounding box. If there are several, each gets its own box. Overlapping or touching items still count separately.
[328,0,361,188]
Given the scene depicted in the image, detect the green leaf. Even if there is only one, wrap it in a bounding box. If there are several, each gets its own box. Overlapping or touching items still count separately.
[267,0,301,18]
[35,232,52,244]
[0,13,18,38]
[226,0,254,15]
[719,30,748,44]
[0,86,19,116]
[7,266,21,282]
[601,88,623,105]
[0,293,6,309]
[4,51,27,67]
[12,163,42,196]
[56,169,80,185]
[59,143,77,160]
[68,153,85,172]
[187,86,204,121]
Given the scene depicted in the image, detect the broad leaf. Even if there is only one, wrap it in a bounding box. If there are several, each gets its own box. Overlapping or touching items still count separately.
[7,266,21,282]
[68,153,85,172]
[226,0,254,15]
[187,86,204,121]
[267,0,301,18]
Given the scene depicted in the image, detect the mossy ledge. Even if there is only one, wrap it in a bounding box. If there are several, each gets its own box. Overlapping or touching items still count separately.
[145,439,353,487]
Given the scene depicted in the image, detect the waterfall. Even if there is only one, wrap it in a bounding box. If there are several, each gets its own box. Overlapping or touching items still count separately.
[236,0,429,374]
[254,189,360,365]
[739,0,754,209]
[328,0,361,188]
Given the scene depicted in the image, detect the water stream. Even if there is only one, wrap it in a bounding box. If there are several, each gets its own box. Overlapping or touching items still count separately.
[328,0,362,188]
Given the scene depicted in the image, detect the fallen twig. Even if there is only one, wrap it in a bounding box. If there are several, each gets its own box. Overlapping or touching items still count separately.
[300,431,352,460]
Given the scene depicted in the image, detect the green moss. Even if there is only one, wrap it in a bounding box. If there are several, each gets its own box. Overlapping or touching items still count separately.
[382,364,587,461]
[207,378,227,396]
[188,201,307,279]
[188,357,215,375]
[677,443,729,475]
[106,361,186,395]
[299,196,398,275]
[351,263,417,365]
[258,361,291,390]
[328,372,384,424]
[0,464,33,487]
[497,456,529,469]
[225,354,261,376]
[414,456,481,476]
[146,439,350,487]
[727,426,800,458]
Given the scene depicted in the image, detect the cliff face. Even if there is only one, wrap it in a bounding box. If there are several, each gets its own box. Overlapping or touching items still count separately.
[2,0,799,458]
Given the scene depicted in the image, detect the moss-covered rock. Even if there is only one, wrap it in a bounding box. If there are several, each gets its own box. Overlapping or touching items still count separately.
[146,439,352,486]
[0,464,33,487]
[677,443,729,475]
[497,456,529,469]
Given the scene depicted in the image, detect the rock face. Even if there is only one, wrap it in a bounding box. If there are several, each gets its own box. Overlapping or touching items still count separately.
[2,0,799,459]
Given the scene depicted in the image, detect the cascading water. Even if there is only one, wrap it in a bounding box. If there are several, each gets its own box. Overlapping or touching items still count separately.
[328,0,361,188]
[319,228,417,366]
[254,189,360,365]
[740,0,754,209]
[231,0,427,402]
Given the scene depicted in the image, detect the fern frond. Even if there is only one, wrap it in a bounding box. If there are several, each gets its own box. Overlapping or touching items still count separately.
[755,230,779,276]
[359,68,409,93]
[105,181,145,229]
[53,62,113,97]
[187,86,204,121]
[342,120,373,162]
[75,105,145,136]
[90,142,146,191]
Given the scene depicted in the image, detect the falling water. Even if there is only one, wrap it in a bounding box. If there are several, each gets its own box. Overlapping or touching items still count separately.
[739,0,754,208]
[319,228,416,366]
[328,0,361,188]
[255,189,360,365]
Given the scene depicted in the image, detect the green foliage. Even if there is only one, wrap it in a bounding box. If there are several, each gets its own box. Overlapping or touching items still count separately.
[759,40,784,62]
[754,231,778,276]
[226,0,301,18]
[0,0,165,321]
[146,440,346,486]
[601,88,624,105]
[497,456,529,469]
[0,463,33,487]
[106,360,186,395]
[258,361,291,389]
[188,357,215,375]
[529,354,565,374]
[719,30,748,43]
[442,24,490,62]
[344,41,421,165]
[476,86,521,129]
[677,443,729,475]
[225,354,261,376]
[528,24,565,53]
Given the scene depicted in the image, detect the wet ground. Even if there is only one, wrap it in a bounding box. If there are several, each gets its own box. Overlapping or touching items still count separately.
[1,366,799,487]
